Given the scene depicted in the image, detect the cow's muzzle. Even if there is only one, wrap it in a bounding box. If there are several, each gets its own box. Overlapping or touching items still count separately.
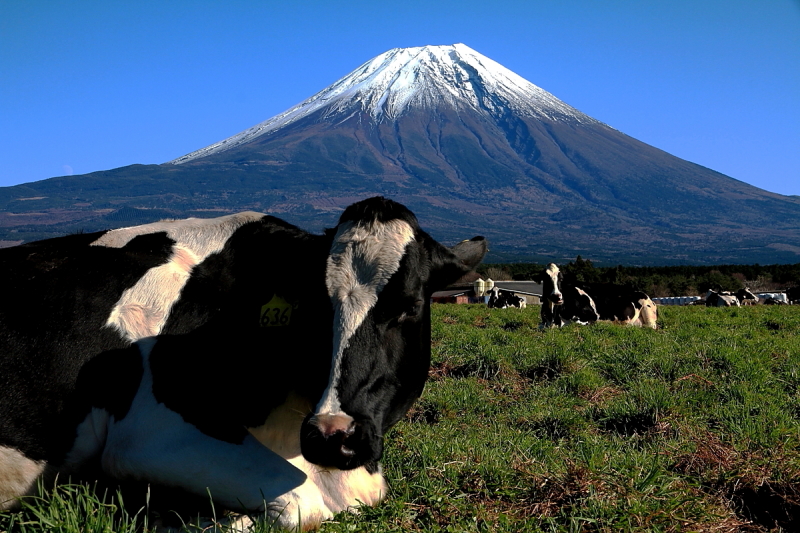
[300,413,381,470]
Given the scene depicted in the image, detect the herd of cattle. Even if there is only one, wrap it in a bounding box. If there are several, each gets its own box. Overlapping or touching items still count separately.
[704,288,798,306]
[486,268,799,327]
[0,197,488,530]
[487,263,659,329]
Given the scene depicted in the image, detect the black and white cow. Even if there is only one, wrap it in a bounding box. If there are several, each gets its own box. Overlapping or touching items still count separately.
[534,264,599,328]
[535,263,564,328]
[0,197,488,530]
[486,287,526,309]
[706,288,757,307]
[567,281,658,329]
[705,290,740,307]
[735,288,758,306]
[558,286,601,326]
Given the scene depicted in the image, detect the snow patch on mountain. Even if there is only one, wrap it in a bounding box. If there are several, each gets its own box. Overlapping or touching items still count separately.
[170,43,598,165]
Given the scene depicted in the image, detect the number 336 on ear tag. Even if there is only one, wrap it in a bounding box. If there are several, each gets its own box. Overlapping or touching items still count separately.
[260,294,293,327]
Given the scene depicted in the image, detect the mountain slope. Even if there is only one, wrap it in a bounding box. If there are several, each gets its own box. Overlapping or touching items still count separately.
[2,44,799,264]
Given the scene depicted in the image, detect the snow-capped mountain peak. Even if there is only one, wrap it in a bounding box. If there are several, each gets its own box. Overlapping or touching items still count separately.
[170,44,595,164]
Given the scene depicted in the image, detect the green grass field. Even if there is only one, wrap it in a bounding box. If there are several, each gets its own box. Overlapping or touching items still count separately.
[3,304,799,532]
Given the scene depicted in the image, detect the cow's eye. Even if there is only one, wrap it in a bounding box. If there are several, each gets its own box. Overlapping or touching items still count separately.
[400,299,424,322]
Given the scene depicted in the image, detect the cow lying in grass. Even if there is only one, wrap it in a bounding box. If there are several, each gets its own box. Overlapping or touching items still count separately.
[705,290,741,307]
[0,197,487,530]
[535,264,657,329]
[535,264,600,328]
[487,287,527,309]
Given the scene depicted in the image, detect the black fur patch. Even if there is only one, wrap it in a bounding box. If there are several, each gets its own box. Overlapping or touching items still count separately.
[337,196,420,229]
[0,231,174,461]
[150,216,335,443]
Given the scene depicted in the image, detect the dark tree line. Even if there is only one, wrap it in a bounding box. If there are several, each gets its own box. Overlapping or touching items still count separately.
[477,257,800,297]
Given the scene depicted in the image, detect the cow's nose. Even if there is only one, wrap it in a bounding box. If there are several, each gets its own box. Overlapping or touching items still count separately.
[313,412,354,438]
[301,413,373,470]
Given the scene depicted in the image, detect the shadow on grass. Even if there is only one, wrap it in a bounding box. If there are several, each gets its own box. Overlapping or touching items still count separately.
[731,482,800,531]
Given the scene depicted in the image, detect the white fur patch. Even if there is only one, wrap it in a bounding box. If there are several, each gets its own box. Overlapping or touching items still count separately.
[90,212,265,254]
[544,263,562,301]
[101,338,308,519]
[103,245,199,341]
[638,298,658,329]
[91,212,265,342]
[316,219,415,418]
[0,446,48,511]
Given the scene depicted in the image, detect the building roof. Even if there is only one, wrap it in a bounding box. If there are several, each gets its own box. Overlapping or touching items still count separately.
[432,289,471,298]
[491,281,543,296]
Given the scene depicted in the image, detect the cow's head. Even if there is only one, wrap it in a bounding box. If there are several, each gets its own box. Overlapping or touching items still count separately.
[537,263,563,305]
[737,287,757,302]
[300,197,487,470]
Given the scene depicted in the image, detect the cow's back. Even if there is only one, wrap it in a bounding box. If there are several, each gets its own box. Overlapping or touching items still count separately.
[0,231,175,458]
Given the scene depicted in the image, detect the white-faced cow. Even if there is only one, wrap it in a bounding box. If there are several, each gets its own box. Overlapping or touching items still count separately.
[534,264,600,328]
[0,197,488,530]
[628,293,659,329]
[535,263,565,328]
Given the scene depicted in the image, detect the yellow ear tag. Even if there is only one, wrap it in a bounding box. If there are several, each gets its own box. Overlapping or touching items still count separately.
[260,294,292,327]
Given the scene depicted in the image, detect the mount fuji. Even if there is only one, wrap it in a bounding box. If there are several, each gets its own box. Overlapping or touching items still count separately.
[2,44,799,264]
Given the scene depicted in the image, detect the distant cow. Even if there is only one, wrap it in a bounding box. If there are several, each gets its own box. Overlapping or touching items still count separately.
[487,287,526,309]
[533,264,599,328]
[558,285,600,326]
[706,290,740,307]
[629,293,659,329]
[569,281,658,329]
[535,263,564,328]
[735,288,758,305]
[0,197,488,530]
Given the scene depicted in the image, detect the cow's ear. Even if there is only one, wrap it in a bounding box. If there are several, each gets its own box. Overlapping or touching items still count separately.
[428,236,488,290]
[449,236,488,271]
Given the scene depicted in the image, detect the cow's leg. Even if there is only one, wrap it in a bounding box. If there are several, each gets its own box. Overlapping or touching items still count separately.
[540,302,553,328]
[306,462,386,512]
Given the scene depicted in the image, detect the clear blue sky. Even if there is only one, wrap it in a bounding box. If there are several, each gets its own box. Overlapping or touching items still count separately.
[2,1,798,195]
